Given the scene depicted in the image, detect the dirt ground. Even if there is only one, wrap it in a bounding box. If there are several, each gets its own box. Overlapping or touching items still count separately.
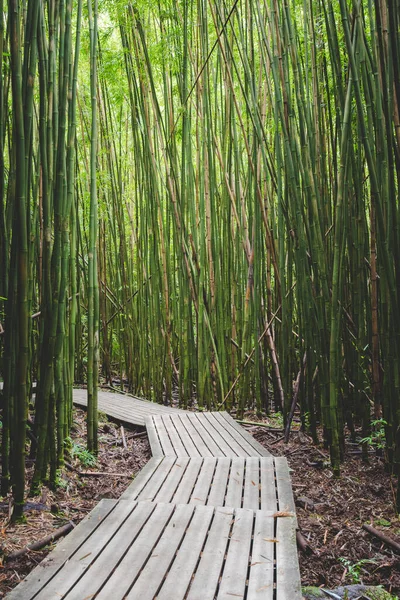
[1,409,400,597]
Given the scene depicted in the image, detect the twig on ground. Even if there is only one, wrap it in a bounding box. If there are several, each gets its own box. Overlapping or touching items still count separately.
[362,523,400,554]
[5,522,74,562]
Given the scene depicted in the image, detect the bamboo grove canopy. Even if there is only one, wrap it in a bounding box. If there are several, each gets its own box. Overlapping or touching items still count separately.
[1,0,400,515]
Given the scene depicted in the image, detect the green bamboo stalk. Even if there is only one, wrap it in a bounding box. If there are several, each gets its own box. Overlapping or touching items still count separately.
[87,0,99,454]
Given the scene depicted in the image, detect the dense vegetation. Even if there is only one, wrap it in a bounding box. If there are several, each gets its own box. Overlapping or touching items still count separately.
[1,0,400,516]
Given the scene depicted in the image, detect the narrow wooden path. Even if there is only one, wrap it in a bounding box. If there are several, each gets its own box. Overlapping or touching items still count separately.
[7,390,302,600]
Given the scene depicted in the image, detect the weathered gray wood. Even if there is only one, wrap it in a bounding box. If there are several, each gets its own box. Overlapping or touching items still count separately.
[156,504,214,600]
[202,412,252,456]
[133,456,177,502]
[189,457,217,504]
[126,503,194,599]
[160,415,189,455]
[218,411,271,456]
[261,457,279,511]
[150,457,190,503]
[207,457,231,506]
[166,414,201,456]
[95,502,175,599]
[275,456,297,525]
[152,414,176,455]
[247,511,275,598]
[276,516,302,600]
[5,499,117,600]
[145,415,164,457]
[119,456,163,500]
[171,458,203,504]
[177,414,214,456]
[34,499,139,600]
[187,413,226,455]
[243,456,261,509]
[217,507,253,600]
[73,388,187,427]
[64,501,156,600]
[186,506,234,600]
[225,457,245,508]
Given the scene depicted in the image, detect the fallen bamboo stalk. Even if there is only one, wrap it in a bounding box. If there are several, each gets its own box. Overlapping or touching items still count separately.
[5,522,74,561]
[131,431,147,439]
[362,524,400,554]
[235,419,283,431]
[78,471,132,478]
[120,425,128,449]
[270,436,285,445]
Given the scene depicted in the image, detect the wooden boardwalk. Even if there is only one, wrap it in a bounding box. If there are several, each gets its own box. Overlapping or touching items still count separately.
[73,388,187,427]
[7,390,302,600]
[146,412,271,457]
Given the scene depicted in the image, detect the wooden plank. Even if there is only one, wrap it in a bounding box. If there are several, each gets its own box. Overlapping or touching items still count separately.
[275,457,297,524]
[168,415,201,456]
[160,415,188,456]
[157,505,214,600]
[133,457,177,502]
[207,458,231,507]
[119,456,164,501]
[126,503,195,600]
[212,411,258,455]
[74,397,147,426]
[150,457,190,503]
[145,415,164,457]
[152,414,176,455]
[247,511,275,599]
[218,411,271,456]
[186,506,234,600]
[33,499,140,600]
[217,507,253,600]
[261,457,279,512]
[224,457,245,508]
[171,458,204,504]
[6,499,117,600]
[243,456,261,510]
[276,516,302,600]
[95,502,175,600]
[201,412,250,456]
[176,414,214,457]
[73,389,188,428]
[63,501,156,600]
[187,413,226,456]
[190,457,217,504]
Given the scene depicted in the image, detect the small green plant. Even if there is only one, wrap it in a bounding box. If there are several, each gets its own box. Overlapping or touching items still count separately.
[71,443,97,468]
[339,557,377,584]
[302,411,311,430]
[64,436,73,453]
[55,470,68,490]
[360,418,387,450]
[268,411,284,428]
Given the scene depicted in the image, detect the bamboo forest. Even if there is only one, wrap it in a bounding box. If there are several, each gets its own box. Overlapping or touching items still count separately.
[1,0,400,584]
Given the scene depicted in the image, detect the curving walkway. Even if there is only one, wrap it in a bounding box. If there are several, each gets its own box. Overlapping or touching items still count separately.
[7,389,302,600]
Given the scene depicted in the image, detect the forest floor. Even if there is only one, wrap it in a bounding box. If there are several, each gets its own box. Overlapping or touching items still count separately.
[0,406,399,597]
[248,416,400,596]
